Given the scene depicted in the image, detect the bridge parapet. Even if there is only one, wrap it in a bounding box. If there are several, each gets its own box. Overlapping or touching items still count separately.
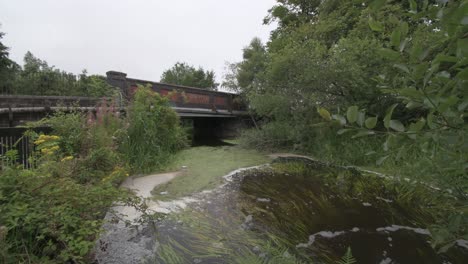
[106,71,246,112]
[0,95,101,109]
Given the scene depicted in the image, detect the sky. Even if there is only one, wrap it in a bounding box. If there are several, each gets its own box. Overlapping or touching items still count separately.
[0,0,276,87]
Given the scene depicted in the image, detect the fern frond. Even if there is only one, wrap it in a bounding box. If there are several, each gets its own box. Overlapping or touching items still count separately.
[336,247,357,264]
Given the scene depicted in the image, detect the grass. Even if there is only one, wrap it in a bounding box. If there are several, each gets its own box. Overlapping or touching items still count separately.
[151,145,270,200]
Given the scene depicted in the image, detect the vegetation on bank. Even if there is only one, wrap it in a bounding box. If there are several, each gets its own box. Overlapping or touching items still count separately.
[225,0,467,252]
[0,85,185,263]
[121,85,187,174]
[152,145,270,200]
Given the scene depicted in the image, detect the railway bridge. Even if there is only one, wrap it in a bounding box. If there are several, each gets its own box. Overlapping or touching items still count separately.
[0,71,250,166]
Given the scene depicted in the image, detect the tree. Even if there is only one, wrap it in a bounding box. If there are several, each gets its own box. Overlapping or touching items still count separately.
[7,51,115,97]
[0,29,20,94]
[223,38,268,94]
[160,62,218,90]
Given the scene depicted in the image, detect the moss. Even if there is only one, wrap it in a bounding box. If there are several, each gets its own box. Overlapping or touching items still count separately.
[151,145,270,200]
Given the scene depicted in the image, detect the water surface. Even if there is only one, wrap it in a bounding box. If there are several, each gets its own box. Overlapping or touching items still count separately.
[150,158,467,263]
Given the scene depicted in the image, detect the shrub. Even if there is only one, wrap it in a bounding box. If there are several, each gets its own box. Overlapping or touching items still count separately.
[121,84,187,173]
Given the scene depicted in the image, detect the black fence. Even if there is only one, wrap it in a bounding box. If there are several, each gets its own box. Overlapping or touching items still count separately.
[0,127,51,170]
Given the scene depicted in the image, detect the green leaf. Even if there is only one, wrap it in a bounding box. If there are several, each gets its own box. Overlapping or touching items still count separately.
[378,48,401,61]
[400,22,409,38]
[406,101,422,109]
[456,38,468,57]
[439,95,459,113]
[456,68,468,80]
[391,28,401,48]
[408,118,426,132]
[434,54,458,63]
[399,87,423,99]
[408,0,417,13]
[393,63,410,73]
[410,43,428,62]
[427,112,437,129]
[369,17,384,31]
[365,117,378,129]
[346,106,359,124]
[422,0,429,10]
[332,114,347,125]
[389,120,405,132]
[458,100,468,111]
[376,155,390,165]
[369,0,387,12]
[357,112,366,127]
[318,107,332,121]
[399,38,408,52]
[352,130,376,138]
[384,104,398,129]
[337,247,357,264]
[310,122,328,128]
[337,129,353,135]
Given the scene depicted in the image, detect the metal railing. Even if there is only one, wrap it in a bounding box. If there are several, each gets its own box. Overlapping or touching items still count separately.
[0,127,51,170]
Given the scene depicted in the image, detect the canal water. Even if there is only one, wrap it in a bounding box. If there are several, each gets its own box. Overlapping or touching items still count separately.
[148,157,467,263]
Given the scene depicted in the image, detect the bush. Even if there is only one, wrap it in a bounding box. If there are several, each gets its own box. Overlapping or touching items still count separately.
[0,165,131,263]
[121,85,187,173]
[0,102,135,263]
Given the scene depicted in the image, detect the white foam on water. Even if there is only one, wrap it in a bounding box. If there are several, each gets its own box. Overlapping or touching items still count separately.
[376,225,431,236]
[456,239,468,250]
[379,257,392,264]
[296,230,346,248]
[376,197,393,203]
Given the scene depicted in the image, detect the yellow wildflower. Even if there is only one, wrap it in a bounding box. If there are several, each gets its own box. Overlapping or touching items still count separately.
[34,139,45,145]
[35,135,61,145]
[49,146,60,151]
[61,156,73,162]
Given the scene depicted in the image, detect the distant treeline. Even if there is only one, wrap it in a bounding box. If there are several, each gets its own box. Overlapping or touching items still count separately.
[0,32,115,97]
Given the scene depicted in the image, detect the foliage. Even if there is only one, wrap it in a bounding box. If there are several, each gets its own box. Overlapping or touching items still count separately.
[337,247,356,264]
[0,47,116,96]
[223,37,268,94]
[161,62,219,90]
[121,84,187,173]
[0,166,130,263]
[227,0,468,252]
[0,29,20,94]
[0,108,134,262]
[316,0,468,250]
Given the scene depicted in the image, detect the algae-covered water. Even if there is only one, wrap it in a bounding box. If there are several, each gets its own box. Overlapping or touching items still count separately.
[148,158,467,264]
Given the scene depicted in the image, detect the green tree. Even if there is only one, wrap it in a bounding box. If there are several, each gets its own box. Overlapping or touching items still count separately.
[10,51,115,97]
[160,62,218,90]
[0,29,20,94]
[223,37,268,94]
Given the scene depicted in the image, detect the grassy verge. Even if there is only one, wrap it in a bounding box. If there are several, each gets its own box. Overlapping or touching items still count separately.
[151,145,270,200]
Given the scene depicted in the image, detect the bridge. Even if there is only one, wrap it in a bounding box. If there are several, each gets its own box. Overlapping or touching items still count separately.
[0,72,250,167]
[1,71,247,128]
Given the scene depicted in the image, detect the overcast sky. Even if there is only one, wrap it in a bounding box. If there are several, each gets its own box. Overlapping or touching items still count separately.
[0,0,276,87]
